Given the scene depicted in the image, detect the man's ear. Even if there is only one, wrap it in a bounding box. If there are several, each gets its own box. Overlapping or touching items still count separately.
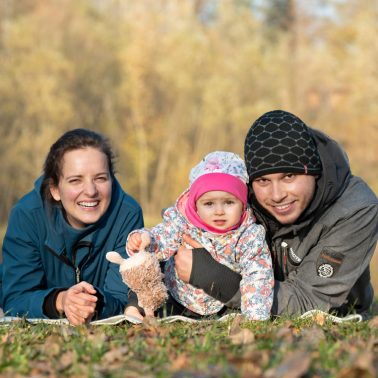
[49,184,61,201]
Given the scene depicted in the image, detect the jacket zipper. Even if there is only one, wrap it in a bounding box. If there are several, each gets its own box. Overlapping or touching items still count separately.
[272,242,284,281]
[46,241,93,284]
[71,241,92,284]
[281,242,289,277]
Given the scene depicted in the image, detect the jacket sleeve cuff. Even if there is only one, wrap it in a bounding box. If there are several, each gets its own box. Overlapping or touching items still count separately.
[94,291,105,319]
[189,248,242,305]
[43,288,67,319]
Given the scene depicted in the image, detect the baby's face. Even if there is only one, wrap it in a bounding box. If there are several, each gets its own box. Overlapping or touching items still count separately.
[196,191,244,230]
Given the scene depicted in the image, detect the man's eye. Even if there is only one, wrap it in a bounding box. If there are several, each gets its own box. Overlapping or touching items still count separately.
[255,178,268,185]
[69,179,80,184]
[284,174,296,180]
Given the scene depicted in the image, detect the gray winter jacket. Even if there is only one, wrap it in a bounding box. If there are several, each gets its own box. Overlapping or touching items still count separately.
[190,129,378,316]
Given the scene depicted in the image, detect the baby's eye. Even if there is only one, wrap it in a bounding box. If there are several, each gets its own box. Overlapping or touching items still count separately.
[203,202,213,206]
[225,200,235,205]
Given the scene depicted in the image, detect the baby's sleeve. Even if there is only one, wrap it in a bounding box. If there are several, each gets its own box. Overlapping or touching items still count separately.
[239,223,274,320]
[143,207,185,261]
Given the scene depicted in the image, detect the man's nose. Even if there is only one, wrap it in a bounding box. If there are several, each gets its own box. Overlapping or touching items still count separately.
[271,182,286,202]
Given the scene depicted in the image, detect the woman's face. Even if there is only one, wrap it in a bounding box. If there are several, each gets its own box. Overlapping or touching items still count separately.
[50,147,112,229]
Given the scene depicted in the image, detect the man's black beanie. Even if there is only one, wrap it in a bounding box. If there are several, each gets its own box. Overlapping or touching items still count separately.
[244,110,322,180]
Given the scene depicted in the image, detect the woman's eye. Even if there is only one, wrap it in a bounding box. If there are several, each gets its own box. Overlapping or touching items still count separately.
[96,176,108,182]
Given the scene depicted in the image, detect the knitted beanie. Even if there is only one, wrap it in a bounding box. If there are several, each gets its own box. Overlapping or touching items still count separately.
[185,151,248,233]
[189,151,249,186]
[244,110,322,180]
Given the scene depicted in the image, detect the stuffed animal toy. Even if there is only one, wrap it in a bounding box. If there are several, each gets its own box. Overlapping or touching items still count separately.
[106,249,168,317]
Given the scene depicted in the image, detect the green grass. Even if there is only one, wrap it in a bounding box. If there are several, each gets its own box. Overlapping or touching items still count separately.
[0,314,377,378]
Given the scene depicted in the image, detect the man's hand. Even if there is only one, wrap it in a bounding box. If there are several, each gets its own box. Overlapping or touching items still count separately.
[174,235,203,283]
[56,281,98,326]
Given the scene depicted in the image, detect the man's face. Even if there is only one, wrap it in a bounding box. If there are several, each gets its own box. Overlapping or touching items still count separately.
[251,173,317,225]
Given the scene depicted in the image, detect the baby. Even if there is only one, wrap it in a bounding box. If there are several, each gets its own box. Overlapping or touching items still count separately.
[126,151,274,320]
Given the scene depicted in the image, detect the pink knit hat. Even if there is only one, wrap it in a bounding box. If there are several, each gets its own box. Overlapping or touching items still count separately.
[185,151,248,233]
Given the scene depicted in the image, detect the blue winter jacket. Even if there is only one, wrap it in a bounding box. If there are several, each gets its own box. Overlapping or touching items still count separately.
[1,176,143,319]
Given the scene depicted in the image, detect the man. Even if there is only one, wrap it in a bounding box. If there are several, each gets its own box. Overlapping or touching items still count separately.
[175,110,378,317]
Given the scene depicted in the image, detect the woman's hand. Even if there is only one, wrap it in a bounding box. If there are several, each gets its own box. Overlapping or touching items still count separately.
[126,232,151,255]
[174,234,203,283]
[56,281,98,325]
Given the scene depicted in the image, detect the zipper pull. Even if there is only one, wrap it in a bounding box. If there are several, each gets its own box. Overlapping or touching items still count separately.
[281,241,289,276]
[76,267,81,283]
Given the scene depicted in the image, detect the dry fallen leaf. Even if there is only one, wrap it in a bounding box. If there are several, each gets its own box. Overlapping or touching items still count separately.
[170,353,191,371]
[228,314,255,344]
[56,350,76,372]
[29,360,56,377]
[299,326,326,347]
[40,334,62,358]
[368,316,378,328]
[228,314,244,334]
[230,328,255,345]
[229,350,269,378]
[86,330,109,344]
[311,312,326,326]
[336,351,376,378]
[102,346,129,364]
[275,326,295,342]
[264,350,311,378]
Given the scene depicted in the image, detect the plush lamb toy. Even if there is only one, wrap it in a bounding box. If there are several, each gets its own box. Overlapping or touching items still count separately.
[106,249,168,317]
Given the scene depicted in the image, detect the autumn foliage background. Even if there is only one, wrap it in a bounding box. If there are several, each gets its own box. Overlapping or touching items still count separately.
[0,0,377,288]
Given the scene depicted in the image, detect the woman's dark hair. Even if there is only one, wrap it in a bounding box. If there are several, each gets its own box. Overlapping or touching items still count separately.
[41,128,116,203]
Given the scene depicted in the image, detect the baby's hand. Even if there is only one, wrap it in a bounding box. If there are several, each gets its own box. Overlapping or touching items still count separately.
[126,232,151,255]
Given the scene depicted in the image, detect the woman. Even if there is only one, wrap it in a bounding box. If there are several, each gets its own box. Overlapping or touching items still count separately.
[1,129,143,325]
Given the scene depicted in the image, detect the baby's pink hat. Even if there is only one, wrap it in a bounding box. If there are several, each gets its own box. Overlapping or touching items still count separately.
[185,151,248,233]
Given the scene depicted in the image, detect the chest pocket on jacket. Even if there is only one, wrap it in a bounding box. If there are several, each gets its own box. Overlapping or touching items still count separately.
[316,249,344,278]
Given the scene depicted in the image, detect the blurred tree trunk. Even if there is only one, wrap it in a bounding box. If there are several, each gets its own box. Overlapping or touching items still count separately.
[286,0,298,109]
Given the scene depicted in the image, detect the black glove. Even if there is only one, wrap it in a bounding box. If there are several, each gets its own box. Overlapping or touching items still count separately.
[189,248,242,308]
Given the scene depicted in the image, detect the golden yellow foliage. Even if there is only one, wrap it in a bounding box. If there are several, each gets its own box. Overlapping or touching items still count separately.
[0,0,376,220]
